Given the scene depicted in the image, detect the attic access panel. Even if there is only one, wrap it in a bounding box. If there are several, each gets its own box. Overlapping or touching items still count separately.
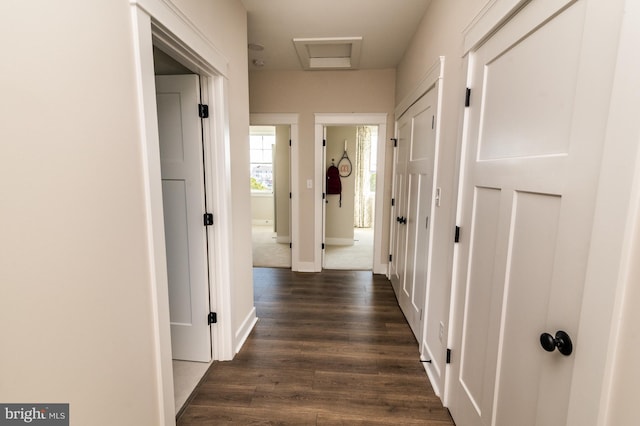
[293,37,362,70]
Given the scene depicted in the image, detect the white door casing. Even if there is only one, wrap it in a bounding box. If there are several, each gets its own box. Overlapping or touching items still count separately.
[448,0,624,425]
[156,74,212,362]
[396,88,437,340]
[313,114,388,274]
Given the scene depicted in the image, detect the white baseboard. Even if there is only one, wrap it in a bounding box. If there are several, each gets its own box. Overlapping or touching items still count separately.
[295,261,317,272]
[234,307,257,355]
[325,237,354,246]
[373,262,388,275]
[252,219,274,226]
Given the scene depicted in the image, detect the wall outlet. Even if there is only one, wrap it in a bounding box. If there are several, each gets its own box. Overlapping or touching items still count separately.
[439,322,445,343]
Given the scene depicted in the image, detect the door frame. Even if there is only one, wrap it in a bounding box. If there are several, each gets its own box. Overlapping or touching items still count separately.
[314,113,387,274]
[250,114,300,270]
[130,0,235,422]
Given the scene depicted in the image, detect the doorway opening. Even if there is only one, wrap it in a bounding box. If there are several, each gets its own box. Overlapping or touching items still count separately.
[249,114,300,271]
[131,2,236,421]
[323,125,378,270]
[314,113,387,274]
[250,125,292,268]
[153,46,214,413]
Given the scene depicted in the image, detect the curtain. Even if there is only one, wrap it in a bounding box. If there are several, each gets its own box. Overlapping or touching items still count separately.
[354,126,373,228]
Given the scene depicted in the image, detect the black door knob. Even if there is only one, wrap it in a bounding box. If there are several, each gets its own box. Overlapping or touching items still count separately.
[400,216,407,224]
[540,330,573,356]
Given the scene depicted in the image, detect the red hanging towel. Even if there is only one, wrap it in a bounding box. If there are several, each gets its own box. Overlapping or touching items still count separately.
[326,164,342,207]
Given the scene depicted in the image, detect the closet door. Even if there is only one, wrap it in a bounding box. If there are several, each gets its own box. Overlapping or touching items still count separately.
[448,0,620,424]
[397,88,437,340]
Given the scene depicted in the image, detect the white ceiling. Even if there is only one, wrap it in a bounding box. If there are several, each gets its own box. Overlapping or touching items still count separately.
[241,0,433,71]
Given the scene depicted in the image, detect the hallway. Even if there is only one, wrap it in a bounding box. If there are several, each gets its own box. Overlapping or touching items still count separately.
[177,268,454,425]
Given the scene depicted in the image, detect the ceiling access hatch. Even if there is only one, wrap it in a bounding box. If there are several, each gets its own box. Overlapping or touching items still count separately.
[293,37,362,70]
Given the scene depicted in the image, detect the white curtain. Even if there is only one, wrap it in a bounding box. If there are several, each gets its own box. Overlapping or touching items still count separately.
[354,126,373,228]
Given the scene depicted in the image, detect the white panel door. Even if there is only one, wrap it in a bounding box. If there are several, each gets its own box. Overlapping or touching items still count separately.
[156,75,211,362]
[449,1,612,424]
[398,88,437,339]
[389,119,410,294]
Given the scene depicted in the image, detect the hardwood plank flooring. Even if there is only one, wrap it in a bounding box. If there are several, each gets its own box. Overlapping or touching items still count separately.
[178,268,454,425]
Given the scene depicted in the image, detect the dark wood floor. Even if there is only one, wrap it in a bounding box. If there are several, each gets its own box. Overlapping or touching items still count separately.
[178,268,454,425]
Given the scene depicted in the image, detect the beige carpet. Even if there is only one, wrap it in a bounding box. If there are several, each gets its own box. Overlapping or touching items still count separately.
[252,225,291,268]
[252,225,374,270]
[324,227,374,270]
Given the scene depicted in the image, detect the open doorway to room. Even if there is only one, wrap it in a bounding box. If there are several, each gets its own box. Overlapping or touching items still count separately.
[250,125,292,268]
[152,46,214,413]
[323,125,378,270]
[314,113,387,274]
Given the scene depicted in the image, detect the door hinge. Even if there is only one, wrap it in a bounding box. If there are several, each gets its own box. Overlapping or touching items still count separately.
[432,115,435,129]
[322,243,325,250]
[465,88,471,107]
[391,198,395,207]
[208,312,217,325]
[391,138,398,147]
[322,192,326,200]
[198,104,209,118]
[289,139,292,147]
[454,226,460,243]
[389,254,393,262]
[289,242,292,249]
[446,348,452,364]
[204,213,214,226]
[289,192,292,199]
[323,139,326,147]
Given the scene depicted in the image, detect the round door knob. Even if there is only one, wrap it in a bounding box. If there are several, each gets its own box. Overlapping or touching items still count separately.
[540,330,573,356]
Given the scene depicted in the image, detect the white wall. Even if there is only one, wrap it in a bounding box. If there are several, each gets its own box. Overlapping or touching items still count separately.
[251,194,274,223]
[274,125,290,239]
[0,1,160,424]
[325,126,357,243]
[249,69,396,268]
[0,1,251,424]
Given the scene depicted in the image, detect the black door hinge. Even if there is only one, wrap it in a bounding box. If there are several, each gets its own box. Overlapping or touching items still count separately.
[446,348,452,364]
[208,312,217,325]
[323,139,326,147]
[289,192,292,199]
[198,104,209,118]
[322,193,326,200]
[389,254,393,262]
[204,213,214,226]
[289,139,292,147]
[391,198,395,207]
[391,138,398,147]
[289,243,292,249]
[454,226,460,243]
[322,243,325,250]
[465,88,471,107]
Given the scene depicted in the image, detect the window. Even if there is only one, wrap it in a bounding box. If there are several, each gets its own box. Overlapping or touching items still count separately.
[250,126,275,192]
